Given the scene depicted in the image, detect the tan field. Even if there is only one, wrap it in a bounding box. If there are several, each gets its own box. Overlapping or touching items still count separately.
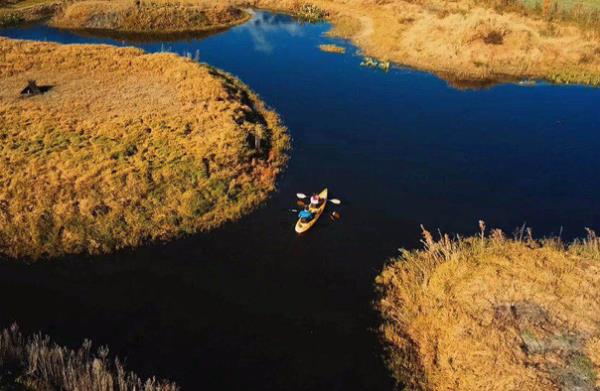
[0,37,289,260]
[49,0,250,33]
[376,223,600,390]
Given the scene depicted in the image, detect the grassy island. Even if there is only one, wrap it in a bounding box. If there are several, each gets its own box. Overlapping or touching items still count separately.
[376,223,600,390]
[0,37,288,260]
[49,0,250,34]
[319,43,346,54]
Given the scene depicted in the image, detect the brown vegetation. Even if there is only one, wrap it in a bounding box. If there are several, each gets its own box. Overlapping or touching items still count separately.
[0,323,178,390]
[0,0,62,27]
[376,223,600,390]
[319,43,346,53]
[50,0,249,33]
[235,0,600,86]
[0,37,289,259]
[6,0,600,85]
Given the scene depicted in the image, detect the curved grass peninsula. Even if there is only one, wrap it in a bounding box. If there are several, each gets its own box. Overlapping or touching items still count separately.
[376,225,600,390]
[49,0,249,34]
[0,37,288,260]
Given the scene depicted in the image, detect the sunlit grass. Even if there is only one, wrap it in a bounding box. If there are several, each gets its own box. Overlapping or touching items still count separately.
[50,0,250,33]
[0,0,59,26]
[319,43,346,53]
[0,38,289,260]
[247,0,600,86]
[376,222,600,390]
[294,3,328,23]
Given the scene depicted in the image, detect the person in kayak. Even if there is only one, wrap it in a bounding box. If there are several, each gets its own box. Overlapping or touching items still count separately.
[310,193,321,207]
[298,207,314,222]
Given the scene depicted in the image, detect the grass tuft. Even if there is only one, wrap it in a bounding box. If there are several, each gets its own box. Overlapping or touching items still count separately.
[49,0,250,34]
[318,43,346,53]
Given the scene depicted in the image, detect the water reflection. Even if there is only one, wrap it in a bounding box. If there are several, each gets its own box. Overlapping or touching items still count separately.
[240,10,304,53]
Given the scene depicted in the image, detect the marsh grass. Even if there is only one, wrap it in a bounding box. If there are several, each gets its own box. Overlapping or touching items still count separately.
[0,11,21,26]
[484,0,600,32]
[294,2,327,22]
[246,0,600,86]
[0,0,61,26]
[318,43,346,53]
[0,38,289,259]
[376,223,600,390]
[50,0,249,33]
[0,324,178,390]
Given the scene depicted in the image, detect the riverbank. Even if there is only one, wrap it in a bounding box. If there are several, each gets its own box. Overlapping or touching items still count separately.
[243,0,600,86]
[376,224,600,390]
[4,1,600,86]
[0,0,62,27]
[0,323,178,390]
[49,0,250,34]
[0,37,289,260]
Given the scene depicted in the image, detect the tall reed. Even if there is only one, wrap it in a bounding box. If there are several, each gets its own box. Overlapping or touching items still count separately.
[0,324,178,391]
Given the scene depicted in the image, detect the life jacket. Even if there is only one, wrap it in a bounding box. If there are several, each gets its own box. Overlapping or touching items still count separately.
[298,210,313,220]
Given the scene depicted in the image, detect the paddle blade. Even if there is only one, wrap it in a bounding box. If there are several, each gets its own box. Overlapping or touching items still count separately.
[296,200,307,208]
[296,193,307,199]
[330,211,341,221]
[329,199,341,205]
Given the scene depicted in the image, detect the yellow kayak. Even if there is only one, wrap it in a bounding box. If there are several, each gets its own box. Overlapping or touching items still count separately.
[295,188,328,234]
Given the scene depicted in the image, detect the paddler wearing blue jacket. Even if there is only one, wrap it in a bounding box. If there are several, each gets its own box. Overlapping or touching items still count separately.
[298,206,314,222]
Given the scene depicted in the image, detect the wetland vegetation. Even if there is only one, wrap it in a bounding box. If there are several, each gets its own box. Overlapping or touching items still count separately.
[0,37,288,259]
[0,324,178,390]
[318,43,345,53]
[377,223,600,390]
[3,0,600,85]
[49,0,250,34]
[1,2,600,391]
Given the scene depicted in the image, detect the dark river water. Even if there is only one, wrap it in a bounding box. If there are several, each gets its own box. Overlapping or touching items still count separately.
[2,10,600,390]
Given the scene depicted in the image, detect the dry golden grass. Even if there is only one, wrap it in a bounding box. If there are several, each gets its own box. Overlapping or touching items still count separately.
[319,43,346,53]
[0,323,178,390]
[50,0,249,33]
[7,0,600,85]
[376,223,600,390]
[0,0,61,27]
[0,37,289,260]
[234,0,600,86]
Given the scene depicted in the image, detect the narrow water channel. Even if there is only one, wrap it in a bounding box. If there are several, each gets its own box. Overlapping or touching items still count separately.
[2,10,600,390]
